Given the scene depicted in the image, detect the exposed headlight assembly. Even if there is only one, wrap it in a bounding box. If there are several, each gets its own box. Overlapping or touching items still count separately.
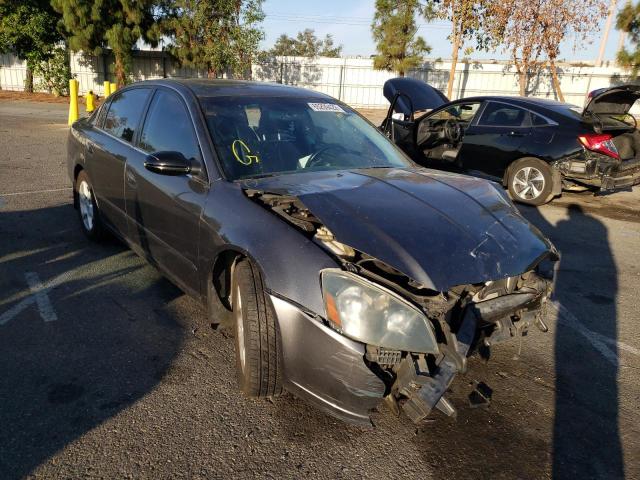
[321,269,439,354]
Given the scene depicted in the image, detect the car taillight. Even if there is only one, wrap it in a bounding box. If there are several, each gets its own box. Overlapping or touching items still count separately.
[578,133,620,160]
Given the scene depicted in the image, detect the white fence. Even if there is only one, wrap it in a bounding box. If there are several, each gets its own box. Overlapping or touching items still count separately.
[1,51,635,108]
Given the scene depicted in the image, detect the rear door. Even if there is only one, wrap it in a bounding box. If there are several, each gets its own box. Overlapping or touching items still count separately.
[460,101,532,177]
[125,88,208,296]
[87,88,151,235]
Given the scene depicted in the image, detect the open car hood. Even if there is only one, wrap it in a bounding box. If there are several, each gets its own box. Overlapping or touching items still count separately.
[583,84,640,116]
[383,78,449,117]
[245,168,553,292]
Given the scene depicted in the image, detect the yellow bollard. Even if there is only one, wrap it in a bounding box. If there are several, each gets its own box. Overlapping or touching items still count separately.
[86,90,95,113]
[68,79,79,126]
[103,80,111,98]
[110,82,117,93]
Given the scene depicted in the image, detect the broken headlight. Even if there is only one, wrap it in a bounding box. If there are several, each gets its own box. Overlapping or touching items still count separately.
[321,270,439,354]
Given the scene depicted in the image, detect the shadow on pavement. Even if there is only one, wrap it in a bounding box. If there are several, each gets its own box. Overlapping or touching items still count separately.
[0,204,186,479]
[521,204,623,479]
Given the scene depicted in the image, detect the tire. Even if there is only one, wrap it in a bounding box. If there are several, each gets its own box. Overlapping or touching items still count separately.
[507,158,555,206]
[75,170,105,240]
[232,258,283,397]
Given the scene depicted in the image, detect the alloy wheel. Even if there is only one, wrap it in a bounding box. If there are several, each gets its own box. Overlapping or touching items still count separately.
[78,180,94,231]
[235,284,246,374]
[512,166,545,200]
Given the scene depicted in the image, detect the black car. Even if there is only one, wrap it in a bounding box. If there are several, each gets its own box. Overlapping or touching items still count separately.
[67,79,557,426]
[381,78,640,205]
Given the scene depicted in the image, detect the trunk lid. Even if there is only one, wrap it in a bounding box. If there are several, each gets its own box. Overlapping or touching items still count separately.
[583,84,640,116]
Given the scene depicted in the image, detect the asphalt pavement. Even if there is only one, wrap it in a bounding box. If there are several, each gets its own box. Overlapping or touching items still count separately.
[1,99,639,479]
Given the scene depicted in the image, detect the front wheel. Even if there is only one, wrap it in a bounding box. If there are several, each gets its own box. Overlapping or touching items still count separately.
[507,158,554,206]
[232,258,283,398]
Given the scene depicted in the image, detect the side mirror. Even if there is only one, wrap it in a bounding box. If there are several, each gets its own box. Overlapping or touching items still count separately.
[144,151,192,176]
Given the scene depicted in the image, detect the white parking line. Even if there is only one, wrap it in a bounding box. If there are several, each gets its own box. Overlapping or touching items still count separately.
[0,251,133,326]
[549,301,640,366]
[24,272,57,322]
[0,187,72,197]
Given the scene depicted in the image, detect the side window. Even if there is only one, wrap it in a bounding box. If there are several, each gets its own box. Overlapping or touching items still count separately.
[531,113,551,126]
[139,90,202,164]
[479,103,527,127]
[429,103,481,122]
[103,88,150,143]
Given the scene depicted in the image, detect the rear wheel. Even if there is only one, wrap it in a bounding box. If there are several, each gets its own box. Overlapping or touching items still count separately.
[507,158,554,206]
[232,258,283,397]
[75,170,105,240]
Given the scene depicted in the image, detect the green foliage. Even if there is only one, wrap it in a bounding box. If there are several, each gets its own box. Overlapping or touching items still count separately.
[164,0,265,78]
[617,1,640,77]
[269,29,342,57]
[33,47,71,96]
[371,0,431,76]
[51,0,164,86]
[0,1,63,91]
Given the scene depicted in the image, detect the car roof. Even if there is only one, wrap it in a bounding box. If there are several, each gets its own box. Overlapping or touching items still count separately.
[450,95,569,108]
[136,78,334,100]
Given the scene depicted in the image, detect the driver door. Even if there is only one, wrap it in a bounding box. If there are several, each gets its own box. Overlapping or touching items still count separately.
[415,102,481,163]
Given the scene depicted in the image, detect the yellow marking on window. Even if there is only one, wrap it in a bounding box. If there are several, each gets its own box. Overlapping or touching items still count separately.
[232,139,260,165]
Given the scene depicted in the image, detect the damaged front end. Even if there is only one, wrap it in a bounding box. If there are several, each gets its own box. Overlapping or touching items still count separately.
[245,187,556,424]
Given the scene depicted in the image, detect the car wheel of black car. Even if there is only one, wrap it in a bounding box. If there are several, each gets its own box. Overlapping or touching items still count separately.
[75,170,105,240]
[507,158,554,206]
[232,258,283,398]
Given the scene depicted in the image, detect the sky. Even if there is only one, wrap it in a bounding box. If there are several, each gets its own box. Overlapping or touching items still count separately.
[260,0,627,64]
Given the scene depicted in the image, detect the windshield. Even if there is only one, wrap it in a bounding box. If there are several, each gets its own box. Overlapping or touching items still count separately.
[198,95,412,180]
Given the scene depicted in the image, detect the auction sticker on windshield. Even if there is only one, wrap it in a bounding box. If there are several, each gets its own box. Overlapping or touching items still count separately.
[308,103,345,113]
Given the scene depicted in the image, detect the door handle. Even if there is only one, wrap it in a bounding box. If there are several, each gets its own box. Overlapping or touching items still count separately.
[506,131,525,137]
[87,141,95,154]
[126,169,137,187]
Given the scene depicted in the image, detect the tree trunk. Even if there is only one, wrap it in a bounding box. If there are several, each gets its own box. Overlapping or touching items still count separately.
[447,33,461,99]
[114,51,126,87]
[548,59,565,102]
[25,65,34,93]
[518,68,527,96]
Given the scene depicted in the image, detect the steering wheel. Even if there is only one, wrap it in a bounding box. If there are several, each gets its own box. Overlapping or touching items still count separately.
[444,119,462,144]
[306,145,349,168]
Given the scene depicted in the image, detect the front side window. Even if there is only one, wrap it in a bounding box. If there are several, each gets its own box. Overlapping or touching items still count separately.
[429,103,481,122]
[103,88,150,143]
[479,103,527,127]
[198,96,412,180]
[139,90,202,165]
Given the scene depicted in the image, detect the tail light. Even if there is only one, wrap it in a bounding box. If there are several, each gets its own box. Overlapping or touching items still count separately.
[578,133,620,160]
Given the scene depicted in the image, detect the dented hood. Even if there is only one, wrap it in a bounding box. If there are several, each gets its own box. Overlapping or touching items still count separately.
[244,168,553,291]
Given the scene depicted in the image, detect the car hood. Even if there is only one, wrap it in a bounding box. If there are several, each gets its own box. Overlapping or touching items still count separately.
[383,77,449,117]
[243,168,553,291]
[583,84,640,115]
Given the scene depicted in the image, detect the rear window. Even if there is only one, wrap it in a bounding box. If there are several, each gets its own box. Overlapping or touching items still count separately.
[103,88,151,143]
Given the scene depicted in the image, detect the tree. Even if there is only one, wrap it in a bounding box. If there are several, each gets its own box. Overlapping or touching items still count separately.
[371,0,431,76]
[269,29,342,57]
[0,1,63,92]
[617,0,640,76]
[428,0,489,99]
[51,0,164,87]
[539,0,605,101]
[488,0,605,97]
[164,0,265,78]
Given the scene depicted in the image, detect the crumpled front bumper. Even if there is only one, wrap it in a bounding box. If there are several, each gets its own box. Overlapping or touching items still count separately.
[271,283,548,425]
[270,295,386,426]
